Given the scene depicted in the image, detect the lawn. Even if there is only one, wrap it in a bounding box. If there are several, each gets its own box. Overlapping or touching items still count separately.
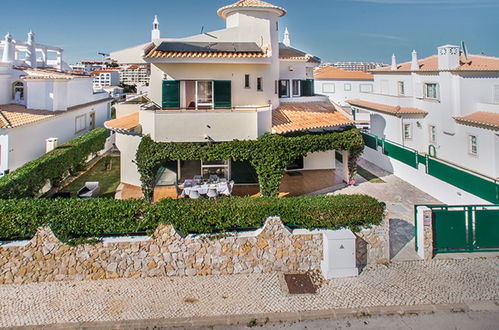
[60,153,121,198]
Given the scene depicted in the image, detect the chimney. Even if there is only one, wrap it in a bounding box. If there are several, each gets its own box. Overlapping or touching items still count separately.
[437,44,460,70]
[283,27,291,47]
[151,15,161,44]
[391,54,397,71]
[410,50,419,71]
[1,33,15,64]
[25,30,37,68]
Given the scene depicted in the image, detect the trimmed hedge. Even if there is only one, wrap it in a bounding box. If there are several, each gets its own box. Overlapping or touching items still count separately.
[136,127,365,201]
[0,195,384,243]
[0,128,108,199]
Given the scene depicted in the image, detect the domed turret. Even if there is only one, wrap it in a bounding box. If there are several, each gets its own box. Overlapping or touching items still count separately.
[217,0,286,20]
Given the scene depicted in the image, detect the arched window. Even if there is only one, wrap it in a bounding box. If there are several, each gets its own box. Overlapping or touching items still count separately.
[12,81,25,101]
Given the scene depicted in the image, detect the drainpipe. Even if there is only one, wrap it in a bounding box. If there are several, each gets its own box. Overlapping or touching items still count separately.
[400,116,405,147]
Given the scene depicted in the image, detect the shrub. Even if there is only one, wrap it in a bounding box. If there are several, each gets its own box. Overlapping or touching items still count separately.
[0,195,384,243]
[0,128,108,199]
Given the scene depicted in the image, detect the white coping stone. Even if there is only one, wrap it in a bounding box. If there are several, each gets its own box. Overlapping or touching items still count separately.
[0,240,31,248]
[102,236,150,245]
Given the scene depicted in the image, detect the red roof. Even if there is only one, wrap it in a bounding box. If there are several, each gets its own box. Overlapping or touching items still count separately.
[373,54,499,72]
[315,66,373,80]
[346,99,427,117]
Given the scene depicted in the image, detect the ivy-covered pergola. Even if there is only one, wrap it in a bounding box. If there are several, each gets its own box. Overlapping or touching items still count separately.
[135,127,364,202]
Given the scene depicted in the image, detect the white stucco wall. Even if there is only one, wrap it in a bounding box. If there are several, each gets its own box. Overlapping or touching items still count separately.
[303,151,336,170]
[115,133,142,187]
[315,79,374,106]
[0,131,8,175]
[5,102,109,171]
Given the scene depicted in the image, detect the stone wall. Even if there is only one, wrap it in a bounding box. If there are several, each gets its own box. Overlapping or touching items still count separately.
[0,217,322,285]
[355,216,390,267]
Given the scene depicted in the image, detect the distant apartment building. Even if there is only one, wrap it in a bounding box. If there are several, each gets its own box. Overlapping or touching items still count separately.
[119,64,150,86]
[325,62,387,72]
[70,60,108,73]
[91,69,120,89]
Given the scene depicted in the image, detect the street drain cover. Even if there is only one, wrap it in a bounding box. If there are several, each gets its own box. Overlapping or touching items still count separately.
[284,273,317,294]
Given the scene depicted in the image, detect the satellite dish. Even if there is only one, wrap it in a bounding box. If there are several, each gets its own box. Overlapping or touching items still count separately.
[461,41,469,60]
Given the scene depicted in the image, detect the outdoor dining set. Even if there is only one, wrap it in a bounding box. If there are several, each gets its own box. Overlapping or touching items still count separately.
[179,175,234,199]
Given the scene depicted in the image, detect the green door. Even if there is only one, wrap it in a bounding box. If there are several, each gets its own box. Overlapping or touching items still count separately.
[432,209,467,252]
[214,80,232,108]
[475,209,499,249]
[300,79,315,96]
[162,80,180,108]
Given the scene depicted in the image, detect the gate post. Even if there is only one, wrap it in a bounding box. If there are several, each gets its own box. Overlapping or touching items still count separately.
[415,205,434,260]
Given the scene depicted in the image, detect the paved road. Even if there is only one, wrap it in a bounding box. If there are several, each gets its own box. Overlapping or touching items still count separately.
[215,311,499,330]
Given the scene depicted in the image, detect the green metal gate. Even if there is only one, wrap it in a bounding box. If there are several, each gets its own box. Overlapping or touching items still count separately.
[431,205,499,253]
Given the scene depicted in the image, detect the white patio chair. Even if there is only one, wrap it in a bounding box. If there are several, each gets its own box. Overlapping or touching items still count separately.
[193,175,203,184]
[207,187,218,199]
[220,178,228,183]
[209,174,219,182]
[182,179,194,187]
[189,188,201,199]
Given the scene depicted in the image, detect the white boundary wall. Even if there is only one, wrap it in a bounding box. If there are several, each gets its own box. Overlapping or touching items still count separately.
[362,147,490,205]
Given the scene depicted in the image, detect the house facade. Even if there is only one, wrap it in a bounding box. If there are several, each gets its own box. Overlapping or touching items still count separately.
[91,69,120,89]
[0,31,112,176]
[347,45,499,180]
[106,0,352,194]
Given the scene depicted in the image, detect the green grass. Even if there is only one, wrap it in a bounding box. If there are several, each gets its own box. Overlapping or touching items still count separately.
[61,154,121,198]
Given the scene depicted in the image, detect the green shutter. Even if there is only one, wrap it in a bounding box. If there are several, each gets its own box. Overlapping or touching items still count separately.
[162,80,180,108]
[301,79,315,96]
[214,80,232,108]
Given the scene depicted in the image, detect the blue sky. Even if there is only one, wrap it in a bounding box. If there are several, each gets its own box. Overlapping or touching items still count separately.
[1,0,498,64]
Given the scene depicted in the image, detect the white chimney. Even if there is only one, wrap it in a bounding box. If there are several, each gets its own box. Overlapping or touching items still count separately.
[46,138,58,153]
[1,33,15,64]
[410,50,419,71]
[283,27,291,47]
[151,15,161,44]
[391,54,397,71]
[437,44,460,70]
[25,30,37,68]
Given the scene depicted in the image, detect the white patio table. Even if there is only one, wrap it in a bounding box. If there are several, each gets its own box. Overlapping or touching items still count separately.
[182,183,230,198]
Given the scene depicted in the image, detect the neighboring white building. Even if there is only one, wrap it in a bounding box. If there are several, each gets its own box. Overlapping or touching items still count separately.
[324,62,387,72]
[106,0,352,191]
[347,45,499,181]
[91,69,120,89]
[0,31,112,176]
[70,60,108,73]
[119,64,150,86]
[314,66,374,106]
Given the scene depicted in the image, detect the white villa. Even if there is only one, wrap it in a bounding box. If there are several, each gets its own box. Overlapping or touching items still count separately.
[106,0,353,199]
[0,31,113,176]
[347,45,499,180]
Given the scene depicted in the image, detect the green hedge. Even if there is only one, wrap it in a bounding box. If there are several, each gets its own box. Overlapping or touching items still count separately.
[0,128,108,199]
[0,195,384,243]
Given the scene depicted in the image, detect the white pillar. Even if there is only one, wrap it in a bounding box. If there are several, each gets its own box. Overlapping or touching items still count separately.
[1,33,15,63]
[391,54,397,71]
[41,48,48,67]
[25,30,37,68]
[410,50,419,71]
[283,27,291,47]
[57,51,63,71]
[342,150,350,183]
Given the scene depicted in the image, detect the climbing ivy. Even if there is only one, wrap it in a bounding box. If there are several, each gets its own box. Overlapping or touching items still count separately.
[136,127,364,201]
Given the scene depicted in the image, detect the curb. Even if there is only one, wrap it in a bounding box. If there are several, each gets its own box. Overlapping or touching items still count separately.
[6,300,498,329]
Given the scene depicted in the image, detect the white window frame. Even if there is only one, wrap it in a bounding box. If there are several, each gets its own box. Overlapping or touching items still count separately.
[403,123,413,140]
[201,160,230,180]
[424,83,439,100]
[428,125,437,144]
[398,81,405,96]
[468,134,478,156]
[75,114,87,134]
[322,83,335,93]
[360,84,373,93]
[344,83,352,91]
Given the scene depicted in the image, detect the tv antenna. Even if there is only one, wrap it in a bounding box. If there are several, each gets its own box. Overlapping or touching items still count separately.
[98,52,109,61]
[460,41,469,60]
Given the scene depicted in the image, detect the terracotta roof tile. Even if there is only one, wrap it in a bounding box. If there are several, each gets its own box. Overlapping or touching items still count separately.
[18,67,91,80]
[0,104,58,128]
[104,112,140,132]
[346,99,427,117]
[314,66,373,80]
[272,101,353,134]
[218,0,286,19]
[372,54,499,72]
[144,46,268,59]
[454,111,499,130]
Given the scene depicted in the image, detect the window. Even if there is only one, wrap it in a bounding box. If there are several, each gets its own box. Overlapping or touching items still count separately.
[424,83,439,99]
[201,160,230,180]
[292,80,301,96]
[468,135,478,156]
[344,83,351,91]
[403,123,413,140]
[429,125,437,143]
[75,114,87,133]
[89,111,96,130]
[286,157,304,170]
[322,83,335,93]
[12,81,25,101]
[279,80,290,98]
[257,77,263,91]
[360,84,373,93]
[244,74,250,88]
[398,81,405,95]
[197,80,213,107]
[494,85,499,104]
